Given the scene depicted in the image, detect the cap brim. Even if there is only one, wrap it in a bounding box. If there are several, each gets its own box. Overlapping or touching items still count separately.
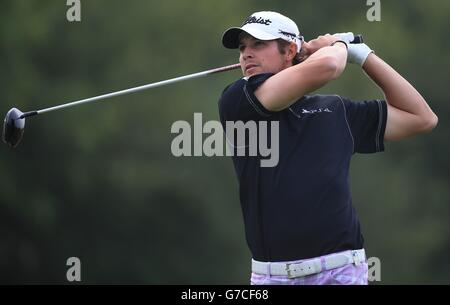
[222,26,279,49]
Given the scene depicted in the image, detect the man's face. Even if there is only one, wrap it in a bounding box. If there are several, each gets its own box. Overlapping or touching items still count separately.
[238,34,289,77]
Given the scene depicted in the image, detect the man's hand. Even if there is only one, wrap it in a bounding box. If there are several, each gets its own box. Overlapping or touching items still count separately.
[333,32,355,45]
[333,32,373,66]
[300,34,346,61]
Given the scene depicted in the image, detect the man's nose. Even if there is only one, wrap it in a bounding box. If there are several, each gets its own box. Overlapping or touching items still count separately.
[242,49,254,61]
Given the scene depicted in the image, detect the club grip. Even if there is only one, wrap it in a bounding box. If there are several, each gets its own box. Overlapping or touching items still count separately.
[351,34,364,44]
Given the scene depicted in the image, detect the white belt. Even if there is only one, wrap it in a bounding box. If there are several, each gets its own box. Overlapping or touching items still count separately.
[252,249,366,279]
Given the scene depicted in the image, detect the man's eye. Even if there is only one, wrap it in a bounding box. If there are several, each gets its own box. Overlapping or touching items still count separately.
[239,45,245,52]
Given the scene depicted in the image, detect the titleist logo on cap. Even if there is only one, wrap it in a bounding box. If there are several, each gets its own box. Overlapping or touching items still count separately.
[279,30,298,39]
[242,16,272,26]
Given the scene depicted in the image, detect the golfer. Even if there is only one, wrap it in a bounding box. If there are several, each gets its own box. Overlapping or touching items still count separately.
[218,11,437,285]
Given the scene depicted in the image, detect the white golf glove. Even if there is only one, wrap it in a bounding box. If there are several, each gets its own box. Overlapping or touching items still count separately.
[347,43,374,66]
[333,32,374,66]
[333,32,355,45]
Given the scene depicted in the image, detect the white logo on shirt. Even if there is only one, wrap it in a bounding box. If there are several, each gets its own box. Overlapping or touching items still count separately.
[301,107,333,114]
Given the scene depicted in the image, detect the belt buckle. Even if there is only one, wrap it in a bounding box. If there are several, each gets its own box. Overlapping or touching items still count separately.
[352,250,361,266]
[286,261,321,278]
[285,263,295,279]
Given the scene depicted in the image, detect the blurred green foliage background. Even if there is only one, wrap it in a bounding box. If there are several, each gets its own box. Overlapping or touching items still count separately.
[0,0,449,284]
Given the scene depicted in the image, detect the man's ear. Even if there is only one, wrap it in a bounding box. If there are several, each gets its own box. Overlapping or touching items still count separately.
[286,42,298,61]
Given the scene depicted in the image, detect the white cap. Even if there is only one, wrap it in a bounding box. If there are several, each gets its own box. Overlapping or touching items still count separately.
[222,11,303,53]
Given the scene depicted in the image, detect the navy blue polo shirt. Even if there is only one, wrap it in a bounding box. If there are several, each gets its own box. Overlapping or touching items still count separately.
[218,73,387,262]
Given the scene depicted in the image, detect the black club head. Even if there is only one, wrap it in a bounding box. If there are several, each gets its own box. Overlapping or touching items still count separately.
[2,108,26,148]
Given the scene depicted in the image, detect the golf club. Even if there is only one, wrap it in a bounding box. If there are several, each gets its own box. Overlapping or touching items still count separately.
[2,34,363,148]
[2,63,241,148]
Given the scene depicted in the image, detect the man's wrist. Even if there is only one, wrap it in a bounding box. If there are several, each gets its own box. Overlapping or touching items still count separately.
[348,43,373,66]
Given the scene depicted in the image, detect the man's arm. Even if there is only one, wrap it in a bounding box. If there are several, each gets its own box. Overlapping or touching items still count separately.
[362,53,438,141]
[255,35,347,112]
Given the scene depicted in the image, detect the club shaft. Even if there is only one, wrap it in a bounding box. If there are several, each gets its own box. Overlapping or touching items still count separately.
[21,63,241,118]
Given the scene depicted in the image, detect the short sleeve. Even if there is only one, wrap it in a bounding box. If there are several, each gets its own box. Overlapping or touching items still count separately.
[218,73,276,123]
[341,96,387,153]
